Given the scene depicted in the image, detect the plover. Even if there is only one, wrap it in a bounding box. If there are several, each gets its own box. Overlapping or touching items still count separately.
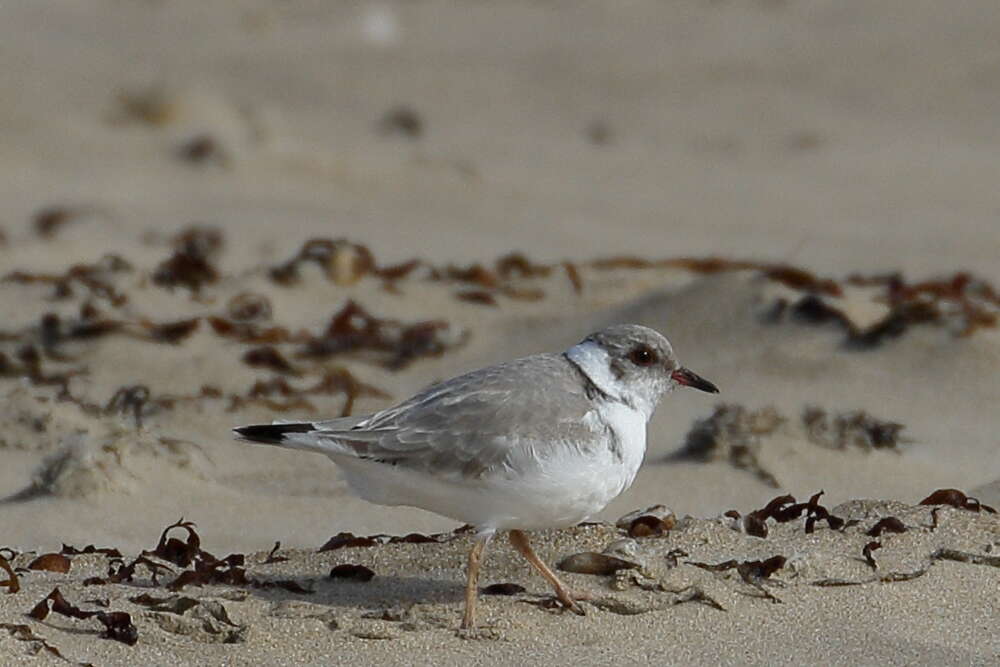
[234,324,718,629]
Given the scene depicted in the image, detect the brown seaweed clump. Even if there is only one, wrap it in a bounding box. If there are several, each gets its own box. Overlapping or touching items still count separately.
[675,404,909,488]
[801,407,906,451]
[267,238,582,300]
[724,491,845,539]
[152,225,223,293]
[297,299,465,370]
[2,254,132,305]
[672,404,786,488]
[768,272,999,347]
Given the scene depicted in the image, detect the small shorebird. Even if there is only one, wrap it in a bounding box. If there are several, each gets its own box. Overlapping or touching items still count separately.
[234,324,718,629]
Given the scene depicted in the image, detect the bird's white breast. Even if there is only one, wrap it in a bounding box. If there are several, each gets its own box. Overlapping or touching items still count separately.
[588,399,648,497]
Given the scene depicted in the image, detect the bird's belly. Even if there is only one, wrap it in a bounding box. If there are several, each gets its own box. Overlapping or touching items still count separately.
[334,437,644,532]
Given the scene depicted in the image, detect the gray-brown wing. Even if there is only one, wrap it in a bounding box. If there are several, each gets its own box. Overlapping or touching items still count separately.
[307,353,601,478]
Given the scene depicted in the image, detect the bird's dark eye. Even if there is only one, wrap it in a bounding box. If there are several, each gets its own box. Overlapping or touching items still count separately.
[628,345,657,367]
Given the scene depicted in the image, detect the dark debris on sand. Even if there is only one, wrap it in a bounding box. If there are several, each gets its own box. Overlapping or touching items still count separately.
[675,405,909,488]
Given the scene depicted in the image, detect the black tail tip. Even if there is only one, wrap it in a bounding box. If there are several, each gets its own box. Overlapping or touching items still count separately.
[233,423,314,444]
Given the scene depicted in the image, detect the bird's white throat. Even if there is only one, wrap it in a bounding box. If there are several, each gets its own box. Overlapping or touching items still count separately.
[565,340,657,419]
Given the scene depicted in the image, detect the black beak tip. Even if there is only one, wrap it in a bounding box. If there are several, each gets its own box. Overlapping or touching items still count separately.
[672,368,719,394]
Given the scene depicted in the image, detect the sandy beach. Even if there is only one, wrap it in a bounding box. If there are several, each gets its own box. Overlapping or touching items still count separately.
[2,1,1000,664]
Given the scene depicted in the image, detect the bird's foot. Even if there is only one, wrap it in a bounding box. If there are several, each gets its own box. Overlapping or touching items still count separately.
[556,589,590,616]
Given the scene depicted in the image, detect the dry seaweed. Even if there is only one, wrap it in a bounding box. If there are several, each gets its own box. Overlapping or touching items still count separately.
[0,554,20,593]
[495,253,553,280]
[481,583,526,596]
[232,367,387,416]
[563,262,583,293]
[435,263,496,288]
[270,239,378,286]
[669,586,726,611]
[455,290,498,306]
[688,555,786,603]
[813,564,931,587]
[28,587,138,646]
[317,529,456,553]
[801,491,845,533]
[862,541,882,570]
[142,318,201,344]
[83,556,173,586]
[737,556,786,592]
[318,533,380,552]
[500,286,546,301]
[588,256,655,271]
[329,564,375,582]
[227,292,272,322]
[673,404,784,488]
[115,520,314,595]
[2,255,131,305]
[866,517,907,537]
[772,271,999,346]
[919,488,997,513]
[268,240,573,304]
[33,206,85,240]
[297,299,461,370]
[589,256,843,296]
[147,519,202,567]
[48,383,226,428]
[243,346,298,374]
[802,407,906,452]
[741,495,794,538]
[34,310,120,361]
[761,265,842,297]
[0,344,80,393]
[263,542,288,565]
[677,405,909,487]
[206,316,294,345]
[104,385,151,427]
[379,106,423,138]
[152,225,223,293]
[28,553,72,573]
[178,134,229,166]
[665,548,688,569]
[738,492,844,538]
[392,533,439,544]
[165,562,245,592]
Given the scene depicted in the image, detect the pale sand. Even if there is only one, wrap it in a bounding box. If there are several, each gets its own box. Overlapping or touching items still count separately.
[2,501,998,665]
[2,0,1000,664]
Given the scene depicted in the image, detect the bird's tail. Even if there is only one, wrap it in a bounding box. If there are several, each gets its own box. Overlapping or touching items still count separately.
[233,422,316,444]
[233,421,370,459]
[233,422,345,458]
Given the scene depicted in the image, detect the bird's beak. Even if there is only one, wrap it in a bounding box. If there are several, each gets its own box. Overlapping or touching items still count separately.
[671,367,719,394]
